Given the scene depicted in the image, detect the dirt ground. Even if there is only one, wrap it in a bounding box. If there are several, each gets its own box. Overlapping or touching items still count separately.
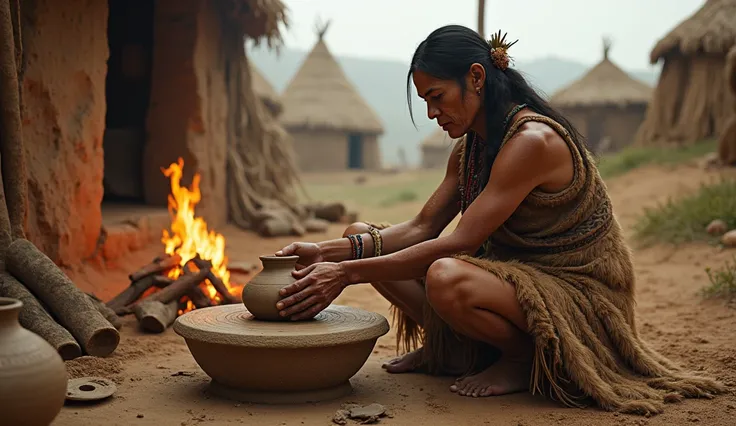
[56,162,736,426]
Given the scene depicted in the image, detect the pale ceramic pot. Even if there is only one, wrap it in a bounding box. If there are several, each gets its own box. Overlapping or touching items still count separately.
[241,255,298,321]
[0,297,68,425]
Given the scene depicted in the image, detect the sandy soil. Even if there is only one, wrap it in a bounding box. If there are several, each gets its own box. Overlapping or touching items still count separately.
[55,162,736,426]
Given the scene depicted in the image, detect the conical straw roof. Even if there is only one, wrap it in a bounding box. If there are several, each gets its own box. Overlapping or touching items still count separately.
[551,38,652,108]
[250,63,282,115]
[279,21,384,134]
[650,0,736,63]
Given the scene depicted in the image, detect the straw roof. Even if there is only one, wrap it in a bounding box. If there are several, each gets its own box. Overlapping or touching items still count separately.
[420,128,455,148]
[279,23,384,134]
[219,0,288,47]
[650,0,736,63]
[550,38,652,108]
[250,63,282,115]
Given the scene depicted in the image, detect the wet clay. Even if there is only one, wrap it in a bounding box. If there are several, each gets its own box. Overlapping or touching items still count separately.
[240,255,298,321]
[173,304,389,404]
[0,298,68,425]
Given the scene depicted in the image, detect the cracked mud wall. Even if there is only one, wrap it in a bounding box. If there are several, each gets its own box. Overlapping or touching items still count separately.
[144,0,228,228]
[21,0,108,266]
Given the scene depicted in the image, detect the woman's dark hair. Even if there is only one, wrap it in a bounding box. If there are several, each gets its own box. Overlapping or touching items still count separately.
[407,25,589,182]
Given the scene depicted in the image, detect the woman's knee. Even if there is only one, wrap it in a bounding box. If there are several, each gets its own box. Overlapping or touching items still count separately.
[425,258,468,311]
[342,221,371,238]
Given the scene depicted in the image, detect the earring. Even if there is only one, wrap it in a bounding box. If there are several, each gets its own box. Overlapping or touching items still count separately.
[476,88,481,95]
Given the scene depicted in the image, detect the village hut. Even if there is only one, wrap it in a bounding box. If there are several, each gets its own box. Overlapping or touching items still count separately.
[635,0,736,146]
[550,38,652,153]
[250,62,283,117]
[279,21,384,172]
[420,128,456,169]
[6,0,302,270]
[717,46,736,164]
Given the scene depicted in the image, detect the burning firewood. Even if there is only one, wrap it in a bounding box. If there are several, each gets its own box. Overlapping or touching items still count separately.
[0,272,82,360]
[136,266,210,306]
[128,253,182,282]
[6,239,120,357]
[133,299,178,333]
[107,273,169,315]
[192,256,239,304]
[182,262,212,309]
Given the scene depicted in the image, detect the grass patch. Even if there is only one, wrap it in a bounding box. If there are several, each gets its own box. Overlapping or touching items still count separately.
[632,177,736,246]
[703,258,736,301]
[596,140,716,179]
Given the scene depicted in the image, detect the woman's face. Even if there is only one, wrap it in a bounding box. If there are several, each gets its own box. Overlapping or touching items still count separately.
[412,65,484,139]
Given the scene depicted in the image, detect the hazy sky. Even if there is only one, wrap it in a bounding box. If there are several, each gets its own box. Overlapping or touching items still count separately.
[274,0,704,71]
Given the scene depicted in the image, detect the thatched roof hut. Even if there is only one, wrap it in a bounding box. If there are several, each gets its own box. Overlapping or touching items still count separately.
[420,128,455,169]
[717,45,736,164]
[280,22,384,172]
[635,0,736,146]
[550,38,652,153]
[250,63,282,116]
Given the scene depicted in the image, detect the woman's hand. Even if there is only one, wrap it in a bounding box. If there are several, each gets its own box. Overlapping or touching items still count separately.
[275,242,324,270]
[276,262,348,321]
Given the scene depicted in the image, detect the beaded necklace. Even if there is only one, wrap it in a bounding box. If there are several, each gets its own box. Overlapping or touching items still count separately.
[460,103,528,213]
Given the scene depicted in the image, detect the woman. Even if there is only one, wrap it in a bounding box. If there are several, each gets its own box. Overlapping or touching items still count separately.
[274,25,724,414]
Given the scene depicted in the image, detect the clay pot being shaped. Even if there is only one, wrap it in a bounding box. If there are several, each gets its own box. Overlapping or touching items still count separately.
[241,255,298,321]
[0,297,68,425]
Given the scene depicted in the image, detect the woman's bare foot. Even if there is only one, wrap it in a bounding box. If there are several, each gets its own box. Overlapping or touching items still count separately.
[449,356,531,397]
[382,348,424,374]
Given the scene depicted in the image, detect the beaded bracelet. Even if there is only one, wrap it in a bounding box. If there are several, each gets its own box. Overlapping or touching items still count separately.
[346,234,364,259]
[367,226,383,257]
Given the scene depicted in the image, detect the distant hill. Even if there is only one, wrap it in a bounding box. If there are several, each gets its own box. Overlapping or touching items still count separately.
[248,45,659,167]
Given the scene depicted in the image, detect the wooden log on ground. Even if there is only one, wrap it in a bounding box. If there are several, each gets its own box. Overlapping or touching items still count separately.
[192,257,239,304]
[132,299,178,333]
[86,293,123,330]
[142,267,210,305]
[0,0,28,240]
[257,217,293,237]
[6,239,120,357]
[313,202,346,223]
[0,272,82,360]
[128,253,182,281]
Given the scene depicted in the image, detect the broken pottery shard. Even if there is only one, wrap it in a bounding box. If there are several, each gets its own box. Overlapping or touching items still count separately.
[349,403,387,423]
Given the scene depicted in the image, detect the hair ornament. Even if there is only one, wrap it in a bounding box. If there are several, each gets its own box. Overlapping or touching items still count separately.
[488,30,518,71]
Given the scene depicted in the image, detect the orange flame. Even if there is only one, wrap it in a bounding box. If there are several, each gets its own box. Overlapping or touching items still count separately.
[160,158,240,311]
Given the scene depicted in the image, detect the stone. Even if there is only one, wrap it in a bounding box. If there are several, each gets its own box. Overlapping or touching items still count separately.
[706,219,728,236]
[722,230,736,247]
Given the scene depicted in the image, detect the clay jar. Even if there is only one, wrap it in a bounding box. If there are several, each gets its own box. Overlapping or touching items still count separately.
[0,297,68,425]
[241,255,299,321]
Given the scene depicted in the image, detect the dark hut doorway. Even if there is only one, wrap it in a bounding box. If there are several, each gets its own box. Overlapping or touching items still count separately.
[347,133,364,169]
[102,0,155,203]
[585,113,605,152]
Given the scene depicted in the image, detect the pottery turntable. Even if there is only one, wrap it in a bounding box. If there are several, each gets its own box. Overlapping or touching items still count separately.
[173,255,389,404]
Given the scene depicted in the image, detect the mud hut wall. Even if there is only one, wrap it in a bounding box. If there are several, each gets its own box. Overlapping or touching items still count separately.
[362,134,382,170]
[21,0,109,266]
[559,109,589,144]
[290,129,347,172]
[421,146,452,169]
[143,0,228,227]
[636,54,729,146]
[601,104,648,152]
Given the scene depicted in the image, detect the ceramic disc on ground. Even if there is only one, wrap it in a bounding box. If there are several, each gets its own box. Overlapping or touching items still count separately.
[173,304,389,348]
[66,377,117,401]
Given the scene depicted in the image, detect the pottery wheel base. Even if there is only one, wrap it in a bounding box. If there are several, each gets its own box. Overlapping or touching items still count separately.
[207,380,353,404]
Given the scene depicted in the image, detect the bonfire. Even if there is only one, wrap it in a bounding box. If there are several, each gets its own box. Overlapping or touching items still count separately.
[106,158,246,332]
